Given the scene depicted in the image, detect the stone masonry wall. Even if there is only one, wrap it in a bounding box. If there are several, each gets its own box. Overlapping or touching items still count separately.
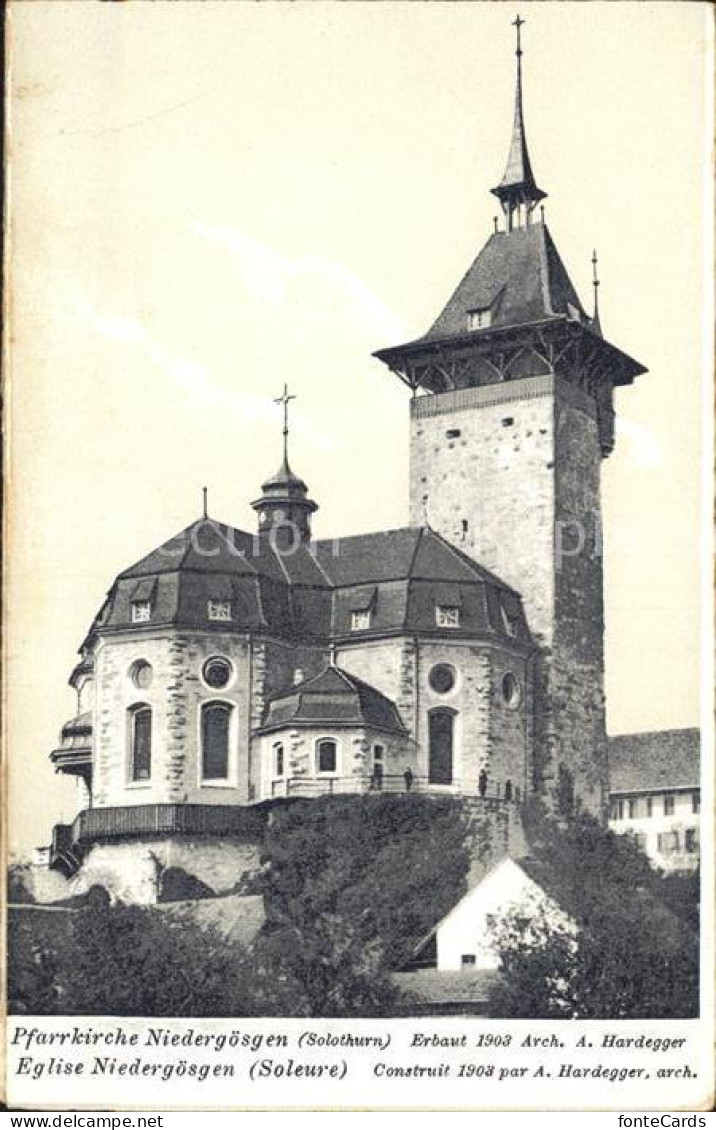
[93,631,252,807]
[65,836,262,906]
[410,374,607,814]
[335,637,531,796]
[552,389,607,814]
[259,725,413,798]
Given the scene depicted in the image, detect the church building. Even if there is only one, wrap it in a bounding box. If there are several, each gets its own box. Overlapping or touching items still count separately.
[46,21,646,901]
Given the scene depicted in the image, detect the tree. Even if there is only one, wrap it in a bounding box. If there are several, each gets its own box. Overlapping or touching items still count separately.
[7,861,35,904]
[61,898,302,1016]
[258,793,473,1016]
[487,806,699,1019]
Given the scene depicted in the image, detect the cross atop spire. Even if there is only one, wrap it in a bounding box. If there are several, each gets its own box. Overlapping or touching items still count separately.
[513,13,525,56]
[491,15,547,231]
[274,383,296,465]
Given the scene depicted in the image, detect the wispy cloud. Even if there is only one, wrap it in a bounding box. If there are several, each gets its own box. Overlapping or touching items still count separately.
[192,221,407,342]
[78,300,267,415]
[76,299,333,450]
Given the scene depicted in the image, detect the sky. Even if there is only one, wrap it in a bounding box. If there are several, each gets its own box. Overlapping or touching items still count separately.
[6,1,712,856]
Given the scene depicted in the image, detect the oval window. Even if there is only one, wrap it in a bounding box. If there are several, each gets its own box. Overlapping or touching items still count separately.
[502,672,521,709]
[203,656,232,690]
[129,659,153,691]
[429,663,456,694]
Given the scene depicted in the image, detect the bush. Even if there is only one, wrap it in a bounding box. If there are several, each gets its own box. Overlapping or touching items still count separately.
[257,793,472,1015]
[488,806,699,1019]
[7,862,35,904]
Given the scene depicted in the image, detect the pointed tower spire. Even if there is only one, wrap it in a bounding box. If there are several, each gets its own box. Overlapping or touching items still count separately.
[591,249,602,335]
[491,15,547,231]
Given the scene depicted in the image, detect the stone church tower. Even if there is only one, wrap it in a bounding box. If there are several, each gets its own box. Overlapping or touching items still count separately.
[375,20,646,814]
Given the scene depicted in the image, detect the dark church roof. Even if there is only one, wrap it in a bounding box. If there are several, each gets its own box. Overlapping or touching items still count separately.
[84,520,532,648]
[259,664,407,736]
[608,729,700,795]
[424,224,586,341]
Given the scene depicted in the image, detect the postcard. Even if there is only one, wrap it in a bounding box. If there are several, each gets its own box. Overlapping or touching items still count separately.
[4,0,713,1112]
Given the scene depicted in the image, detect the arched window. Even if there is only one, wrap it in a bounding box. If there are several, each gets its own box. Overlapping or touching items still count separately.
[372,744,384,789]
[129,704,152,782]
[316,738,337,775]
[201,702,232,782]
[428,708,456,785]
[274,742,284,778]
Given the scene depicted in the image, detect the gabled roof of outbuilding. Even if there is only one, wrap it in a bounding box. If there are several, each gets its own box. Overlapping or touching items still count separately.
[608,729,700,794]
[258,663,408,736]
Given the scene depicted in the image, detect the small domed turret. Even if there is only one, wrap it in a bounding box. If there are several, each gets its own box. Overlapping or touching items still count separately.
[251,454,318,549]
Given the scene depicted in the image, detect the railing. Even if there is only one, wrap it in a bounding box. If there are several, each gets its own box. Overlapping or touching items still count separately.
[48,786,517,875]
[49,803,268,872]
[269,775,515,801]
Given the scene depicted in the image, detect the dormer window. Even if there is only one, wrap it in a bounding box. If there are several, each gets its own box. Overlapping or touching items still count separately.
[436,605,460,629]
[467,307,492,331]
[500,603,519,637]
[208,599,232,622]
[131,600,151,624]
[348,586,376,631]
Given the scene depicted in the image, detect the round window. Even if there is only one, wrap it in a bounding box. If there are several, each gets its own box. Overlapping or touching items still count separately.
[429,663,456,694]
[502,672,521,709]
[203,656,233,689]
[129,659,153,690]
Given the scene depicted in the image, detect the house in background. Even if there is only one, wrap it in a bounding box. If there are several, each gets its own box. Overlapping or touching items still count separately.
[608,729,700,873]
[394,856,575,1015]
[402,856,575,974]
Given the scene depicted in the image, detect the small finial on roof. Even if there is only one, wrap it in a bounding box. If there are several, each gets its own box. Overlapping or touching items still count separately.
[202,486,208,519]
[540,204,545,224]
[329,642,337,667]
[493,216,499,233]
[591,249,602,335]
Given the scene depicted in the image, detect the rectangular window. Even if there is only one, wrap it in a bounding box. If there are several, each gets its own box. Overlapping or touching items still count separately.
[646,797,653,818]
[131,600,151,623]
[461,954,477,967]
[664,795,675,816]
[635,833,647,852]
[467,308,491,331]
[685,828,699,853]
[436,605,460,628]
[627,798,637,819]
[351,610,371,631]
[692,792,700,814]
[208,600,232,622]
[657,831,679,855]
[612,800,624,821]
